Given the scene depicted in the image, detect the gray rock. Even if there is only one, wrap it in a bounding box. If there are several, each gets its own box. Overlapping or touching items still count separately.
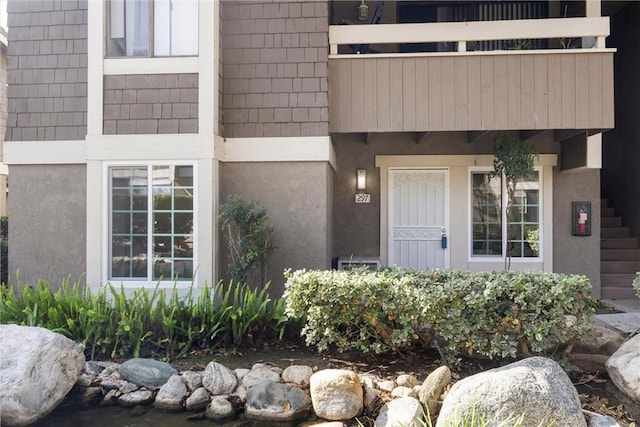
[231,384,248,404]
[242,366,281,388]
[119,358,176,389]
[235,368,250,380]
[377,379,396,392]
[568,353,610,373]
[436,357,586,427]
[396,374,420,388]
[375,396,424,427]
[154,375,187,411]
[575,324,625,356]
[282,364,314,387]
[0,325,86,427]
[119,380,139,394]
[182,370,203,392]
[100,389,118,406]
[98,365,122,382]
[308,423,347,427]
[606,333,640,404]
[418,365,451,417]
[362,376,381,416]
[205,395,236,421]
[73,386,104,406]
[588,414,622,427]
[310,369,363,421]
[117,389,154,407]
[252,362,283,374]
[185,387,210,411]
[76,373,94,387]
[202,361,238,395]
[245,379,312,422]
[85,361,104,375]
[391,386,415,398]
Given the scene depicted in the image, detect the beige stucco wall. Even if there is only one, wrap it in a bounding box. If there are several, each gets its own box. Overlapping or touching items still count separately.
[8,165,86,288]
[552,169,601,298]
[220,161,333,296]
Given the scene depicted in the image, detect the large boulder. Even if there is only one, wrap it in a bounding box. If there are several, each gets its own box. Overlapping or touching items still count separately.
[436,357,586,427]
[118,358,176,389]
[606,333,640,403]
[245,379,312,422]
[0,325,86,427]
[310,369,363,421]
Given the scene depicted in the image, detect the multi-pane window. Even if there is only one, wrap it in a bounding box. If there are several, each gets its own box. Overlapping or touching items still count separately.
[471,170,540,258]
[106,0,199,57]
[110,165,195,281]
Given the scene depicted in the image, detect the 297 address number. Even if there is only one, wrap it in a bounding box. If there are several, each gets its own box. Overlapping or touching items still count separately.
[355,194,371,203]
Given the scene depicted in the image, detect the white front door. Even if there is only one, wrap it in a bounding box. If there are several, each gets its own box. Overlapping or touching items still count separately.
[388,168,449,270]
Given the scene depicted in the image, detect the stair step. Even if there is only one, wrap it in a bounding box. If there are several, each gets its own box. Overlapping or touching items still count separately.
[601,237,639,249]
[601,261,640,273]
[601,207,615,217]
[601,273,637,286]
[601,217,622,227]
[601,227,630,238]
[601,249,640,261]
[601,286,638,299]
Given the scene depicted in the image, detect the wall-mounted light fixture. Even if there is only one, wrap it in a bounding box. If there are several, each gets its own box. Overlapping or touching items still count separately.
[357,0,368,21]
[357,169,367,191]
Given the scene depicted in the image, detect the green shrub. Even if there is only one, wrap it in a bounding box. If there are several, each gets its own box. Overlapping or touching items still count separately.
[633,272,640,298]
[0,278,289,360]
[284,268,596,362]
[0,216,7,285]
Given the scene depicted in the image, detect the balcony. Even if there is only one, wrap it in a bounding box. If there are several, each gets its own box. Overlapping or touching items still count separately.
[328,17,615,134]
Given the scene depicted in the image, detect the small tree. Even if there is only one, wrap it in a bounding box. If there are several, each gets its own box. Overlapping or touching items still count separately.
[219,195,275,285]
[492,134,538,270]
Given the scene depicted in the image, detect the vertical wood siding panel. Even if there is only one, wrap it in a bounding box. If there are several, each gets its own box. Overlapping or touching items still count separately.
[389,59,404,131]
[328,61,339,131]
[588,53,603,128]
[561,54,576,128]
[468,56,482,130]
[350,59,366,131]
[415,58,429,130]
[533,55,549,129]
[454,56,469,130]
[520,55,535,129]
[575,54,589,128]
[602,53,614,127]
[338,60,353,131]
[428,57,442,130]
[480,56,495,129]
[376,58,391,132]
[547,55,562,128]
[402,58,416,131]
[507,55,521,129]
[494,56,508,129]
[441,57,455,130]
[364,59,378,130]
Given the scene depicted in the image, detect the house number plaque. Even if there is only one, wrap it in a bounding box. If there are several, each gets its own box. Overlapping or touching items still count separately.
[355,194,371,203]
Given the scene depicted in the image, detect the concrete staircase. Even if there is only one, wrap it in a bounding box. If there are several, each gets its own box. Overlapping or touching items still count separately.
[601,198,640,299]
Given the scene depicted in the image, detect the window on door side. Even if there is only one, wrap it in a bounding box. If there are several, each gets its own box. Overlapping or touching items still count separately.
[110,165,195,281]
[471,170,540,258]
[106,0,199,57]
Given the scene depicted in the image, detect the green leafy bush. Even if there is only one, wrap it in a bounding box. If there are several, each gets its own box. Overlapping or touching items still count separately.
[633,272,640,298]
[1,216,7,285]
[284,268,596,362]
[0,278,290,360]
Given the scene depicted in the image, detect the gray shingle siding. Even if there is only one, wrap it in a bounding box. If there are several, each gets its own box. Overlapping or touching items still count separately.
[7,0,88,141]
[221,0,329,138]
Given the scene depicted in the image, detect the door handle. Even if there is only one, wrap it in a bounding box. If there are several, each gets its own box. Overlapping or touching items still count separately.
[441,228,447,249]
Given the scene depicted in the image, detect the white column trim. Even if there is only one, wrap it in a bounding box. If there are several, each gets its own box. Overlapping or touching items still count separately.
[198,0,216,135]
[223,136,336,169]
[87,0,103,137]
[86,160,102,289]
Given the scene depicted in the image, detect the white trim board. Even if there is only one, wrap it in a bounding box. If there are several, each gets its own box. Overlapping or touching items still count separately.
[376,154,558,168]
[104,57,199,75]
[223,137,337,169]
[4,140,86,164]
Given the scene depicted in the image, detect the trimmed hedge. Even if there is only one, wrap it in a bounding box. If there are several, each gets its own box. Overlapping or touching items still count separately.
[284,268,596,362]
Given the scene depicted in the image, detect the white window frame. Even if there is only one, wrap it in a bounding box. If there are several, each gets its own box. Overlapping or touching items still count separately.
[103,160,199,288]
[105,0,199,59]
[468,166,543,263]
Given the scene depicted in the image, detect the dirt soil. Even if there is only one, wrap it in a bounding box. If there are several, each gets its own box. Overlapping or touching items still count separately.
[171,339,638,426]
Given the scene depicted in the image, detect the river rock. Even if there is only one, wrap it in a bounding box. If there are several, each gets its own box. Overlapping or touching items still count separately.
[310,369,363,421]
[119,380,139,394]
[72,386,104,406]
[245,379,312,422]
[185,386,210,411]
[396,374,420,387]
[574,324,625,356]
[419,365,451,417]
[436,357,586,427]
[362,376,381,415]
[242,366,281,388]
[375,396,424,427]
[0,325,86,427]
[117,389,154,407]
[283,364,314,387]
[568,353,610,373]
[391,386,414,398]
[377,379,396,392]
[182,370,203,392]
[119,358,176,389]
[85,360,105,375]
[154,375,187,411]
[100,389,118,406]
[606,333,640,403]
[235,368,250,380]
[203,361,238,395]
[589,414,622,427]
[206,395,236,421]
